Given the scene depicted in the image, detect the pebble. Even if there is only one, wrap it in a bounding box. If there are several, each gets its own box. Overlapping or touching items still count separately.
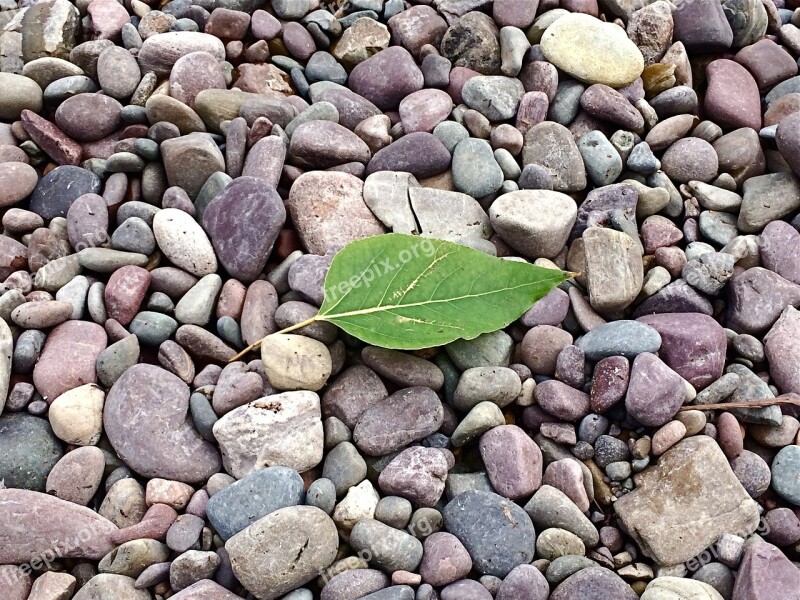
[207,466,304,540]
[227,506,338,600]
[443,490,536,577]
[213,391,322,477]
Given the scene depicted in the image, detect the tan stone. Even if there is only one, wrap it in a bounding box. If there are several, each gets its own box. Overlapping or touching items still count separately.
[614,436,760,566]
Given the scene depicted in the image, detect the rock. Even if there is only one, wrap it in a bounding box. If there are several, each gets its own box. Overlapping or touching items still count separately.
[452,138,504,198]
[213,391,324,477]
[104,364,222,483]
[576,320,661,360]
[462,76,524,121]
[137,32,225,77]
[399,89,453,133]
[348,521,422,577]
[405,538,464,588]
[322,365,387,429]
[226,506,338,600]
[614,437,759,567]
[637,313,726,389]
[0,163,37,208]
[348,46,423,110]
[583,227,643,313]
[523,485,600,546]
[705,60,761,130]
[551,568,638,600]
[0,74,43,120]
[440,12,501,75]
[289,121,372,169]
[0,489,117,563]
[522,122,586,192]
[771,445,800,506]
[0,414,61,491]
[160,133,225,200]
[453,367,521,411]
[672,0,734,50]
[732,539,800,600]
[21,0,80,62]
[765,307,800,395]
[625,352,686,427]
[333,17,390,67]
[29,165,101,220]
[367,132,452,179]
[55,93,122,142]
[377,446,448,507]
[203,177,284,282]
[661,138,719,183]
[443,490,536,577]
[641,577,723,599]
[353,387,443,456]
[33,321,106,402]
[321,570,389,600]
[239,134,285,190]
[479,424,542,500]
[48,383,104,446]
[541,14,644,87]
[260,334,331,392]
[153,208,217,277]
[286,171,385,255]
[207,466,305,540]
[738,172,800,234]
[727,267,800,335]
[97,46,141,100]
[534,380,591,421]
[489,190,577,259]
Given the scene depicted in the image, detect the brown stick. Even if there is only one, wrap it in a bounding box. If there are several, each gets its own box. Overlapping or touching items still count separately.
[681,394,800,412]
[228,316,319,363]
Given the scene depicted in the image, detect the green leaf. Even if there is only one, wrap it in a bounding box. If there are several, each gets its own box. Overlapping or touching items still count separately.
[316,233,573,350]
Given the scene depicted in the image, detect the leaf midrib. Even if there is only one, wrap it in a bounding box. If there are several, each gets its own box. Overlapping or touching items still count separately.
[319,278,561,320]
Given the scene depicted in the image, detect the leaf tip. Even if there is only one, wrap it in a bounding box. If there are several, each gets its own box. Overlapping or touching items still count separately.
[566,271,581,279]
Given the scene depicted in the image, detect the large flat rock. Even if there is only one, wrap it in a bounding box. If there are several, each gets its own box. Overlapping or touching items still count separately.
[614,436,759,566]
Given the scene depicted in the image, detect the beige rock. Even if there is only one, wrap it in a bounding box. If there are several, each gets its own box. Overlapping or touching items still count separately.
[333,17,390,67]
[614,436,760,566]
[227,506,338,600]
[332,479,380,538]
[583,227,643,314]
[98,538,170,577]
[27,571,76,599]
[99,478,147,529]
[261,333,332,392]
[48,383,105,446]
[153,207,218,276]
[72,574,150,600]
[213,391,324,478]
[145,478,195,510]
[641,576,724,599]
[541,14,644,87]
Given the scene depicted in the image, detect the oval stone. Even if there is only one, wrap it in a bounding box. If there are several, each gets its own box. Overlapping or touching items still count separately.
[153,208,218,277]
[33,320,106,402]
[202,176,285,282]
[353,387,444,457]
[104,364,222,483]
[541,14,644,87]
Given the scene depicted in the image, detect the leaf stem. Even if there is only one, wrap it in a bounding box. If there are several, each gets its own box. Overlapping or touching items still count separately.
[681,394,800,412]
[228,316,320,362]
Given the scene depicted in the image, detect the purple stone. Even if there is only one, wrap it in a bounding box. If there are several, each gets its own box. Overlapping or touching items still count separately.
[637,313,726,389]
[202,176,285,282]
